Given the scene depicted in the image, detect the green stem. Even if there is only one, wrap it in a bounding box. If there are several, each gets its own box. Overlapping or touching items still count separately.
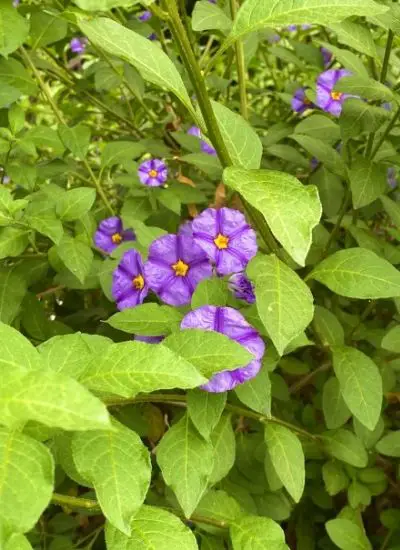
[51,493,101,510]
[229,0,248,120]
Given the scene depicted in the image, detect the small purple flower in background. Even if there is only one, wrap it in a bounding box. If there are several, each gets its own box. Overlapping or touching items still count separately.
[187,126,201,139]
[382,102,392,111]
[310,157,319,171]
[138,158,168,187]
[144,233,212,306]
[181,306,265,392]
[287,24,297,31]
[287,24,311,31]
[94,216,136,254]
[387,167,397,189]
[178,220,193,237]
[268,33,281,44]
[316,69,354,117]
[138,10,152,21]
[321,47,332,67]
[292,87,313,114]
[187,126,217,156]
[148,33,157,41]
[12,0,20,6]
[70,37,88,54]
[193,208,257,276]
[229,273,255,304]
[112,250,148,310]
[134,335,164,344]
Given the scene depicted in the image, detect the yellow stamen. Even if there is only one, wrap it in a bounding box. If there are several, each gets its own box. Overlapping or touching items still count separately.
[132,275,145,290]
[330,91,343,101]
[172,259,189,277]
[214,233,229,249]
[148,169,158,178]
[111,233,123,244]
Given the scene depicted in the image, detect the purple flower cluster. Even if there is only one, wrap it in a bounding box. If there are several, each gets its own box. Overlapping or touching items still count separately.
[187,126,217,156]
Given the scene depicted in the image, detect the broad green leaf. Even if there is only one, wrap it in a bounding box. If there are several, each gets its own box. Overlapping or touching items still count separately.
[322,429,368,467]
[163,329,254,378]
[329,21,377,58]
[348,226,384,258]
[192,1,232,34]
[106,303,183,336]
[72,421,151,535]
[292,134,346,177]
[0,83,20,108]
[381,325,400,353]
[354,417,384,450]
[322,461,349,496]
[4,533,33,550]
[348,157,387,209]
[212,101,262,169]
[313,306,344,347]
[6,163,37,191]
[80,340,207,397]
[24,200,63,244]
[326,518,372,550]
[38,332,94,379]
[78,17,193,114]
[0,429,54,533]
[52,432,91,487]
[309,248,400,299]
[235,366,271,415]
[340,99,390,140]
[223,167,321,266]
[0,58,37,95]
[310,167,344,218]
[318,42,368,77]
[294,114,340,142]
[187,389,227,440]
[381,195,400,228]
[264,424,305,502]
[335,76,393,102]
[9,104,24,136]
[56,235,93,284]
[0,268,26,325]
[266,144,309,169]
[58,124,91,160]
[376,431,400,457]
[105,505,198,550]
[0,227,29,258]
[195,490,241,534]
[180,153,222,179]
[210,414,236,483]
[231,515,289,550]
[0,0,29,56]
[24,126,64,154]
[247,255,314,354]
[157,414,214,517]
[0,321,41,377]
[323,377,352,429]
[56,188,96,222]
[101,141,146,169]
[30,12,68,49]
[332,346,382,430]
[191,277,229,308]
[121,197,152,224]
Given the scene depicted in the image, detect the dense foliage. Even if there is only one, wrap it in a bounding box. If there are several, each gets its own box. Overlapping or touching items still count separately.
[0,0,400,549]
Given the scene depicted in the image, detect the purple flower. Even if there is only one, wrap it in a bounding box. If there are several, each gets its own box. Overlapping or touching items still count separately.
[187,126,201,138]
[12,0,20,6]
[94,216,136,254]
[229,273,255,304]
[112,250,148,310]
[187,126,216,156]
[321,47,332,67]
[148,33,157,41]
[292,87,313,114]
[387,167,397,189]
[181,306,265,392]
[287,24,311,31]
[316,69,354,117]
[138,10,152,21]
[268,33,280,44]
[144,233,212,306]
[138,158,168,187]
[178,220,193,237]
[382,102,392,111]
[310,157,319,171]
[287,24,297,31]
[134,335,164,344]
[70,37,88,54]
[192,207,257,276]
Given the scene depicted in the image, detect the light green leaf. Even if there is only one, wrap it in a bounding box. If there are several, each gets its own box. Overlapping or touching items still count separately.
[348,157,387,209]
[74,0,139,9]
[322,461,349,496]
[294,114,340,142]
[106,303,183,336]
[231,515,289,550]
[353,417,384,450]
[0,58,37,95]
[0,0,29,56]
[101,141,146,169]
[80,340,207,397]
[58,124,91,160]
[38,332,94,379]
[195,490,241,534]
[340,99,390,140]
[310,167,344,218]
[78,17,193,114]
[157,414,214,517]
[0,428,54,533]
[72,420,151,535]
[335,76,393,102]
[235,366,271,415]
[210,414,235,483]
[30,12,68,49]
[56,235,93,284]
[292,134,346,177]
[326,518,372,550]
[163,329,254,378]
[191,278,229,308]
[308,248,400,299]
[376,431,400,457]
[0,321,41,377]
[381,325,400,353]
[105,505,198,550]
[322,429,368,467]
[313,306,344,347]
[323,377,351,429]
[264,424,305,502]
[329,20,377,58]
[187,389,227,440]
[0,227,29,258]
[381,194,400,228]
[223,167,321,266]
[247,255,314,354]
[332,346,382,430]
[192,1,232,34]
[0,268,26,325]
[318,42,368,77]
[24,200,63,244]
[4,533,33,550]
[7,163,37,191]
[56,188,96,222]
[0,83,20,108]
[24,126,64,154]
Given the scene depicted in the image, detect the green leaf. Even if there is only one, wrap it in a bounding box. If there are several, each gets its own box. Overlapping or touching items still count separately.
[231,515,289,550]
[0,83,20,108]
[376,431,400,457]
[72,420,151,535]
[308,248,400,299]
[195,490,241,534]
[191,277,229,308]
[24,200,63,244]
[74,0,138,9]
[329,21,377,58]
[101,141,146,169]
[310,167,344,218]
[25,126,64,154]
[56,188,96,222]
[322,429,368,467]
[381,195,400,228]
[0,428,54,533]
[7,163,37,191]
[265,144,309,169]
[340,99,390,140]
[157,414,214,517]
[0,322,41,378]
[80,340,207,397]
[332,346,382,430]
[264,424,305,502]
[56,235,93,284]
[223,167,321,266]
[323,377,352,429]
[180,153,222,179]
[78,17,193,114]
[354,417,384,450]
[107,303,183,336]
[187,389,227,440]
[318,42,368,77]
[326,518,372,550]
[38,333,94,379]
[210,414,235,483]
[0,0,29,56]
[212,101,262,169]
[0,268,26,325]
[0,58,37,96]
[0,227,29,259]
[335,76,393,102]
[163,329,254,378]
[4,533,33,550]
[313,306,344,347]
[247,255,314,354]
[292,134,346,177]
[322,461,349,496]
[192,1,232,34]
[294,114,340,142]
[382,325,400,353]
[58,124,91,160]
[105,505,198,550]
[30,12,68,49]
[235,366,271,415]
[348,157,387,209]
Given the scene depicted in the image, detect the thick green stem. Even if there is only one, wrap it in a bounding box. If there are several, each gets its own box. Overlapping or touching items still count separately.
[229,0,248,120]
